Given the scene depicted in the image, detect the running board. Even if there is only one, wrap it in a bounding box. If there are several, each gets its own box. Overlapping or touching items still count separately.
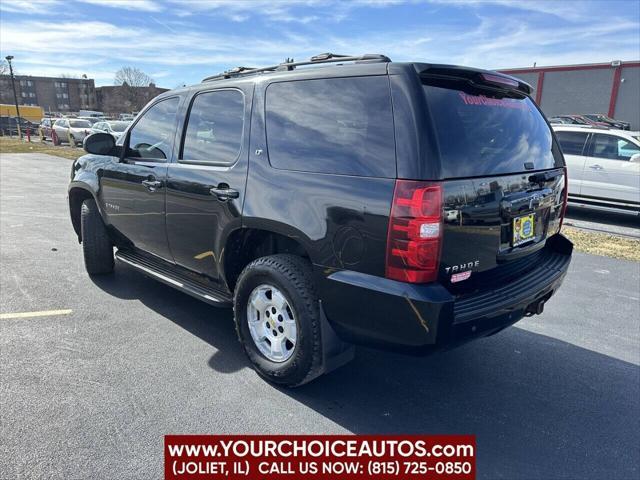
[115,250,232,307]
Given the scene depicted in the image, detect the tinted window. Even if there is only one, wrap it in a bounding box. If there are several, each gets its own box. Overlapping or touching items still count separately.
[423,83,557,177]
[181,90,244,164]
[591,134,640,161]
[128,97,179,160]
[556,131,589,155]
[69,120,91,128]
[266,76,395,177]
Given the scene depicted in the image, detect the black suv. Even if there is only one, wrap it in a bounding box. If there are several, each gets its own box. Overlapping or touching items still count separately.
[69,53,573,386]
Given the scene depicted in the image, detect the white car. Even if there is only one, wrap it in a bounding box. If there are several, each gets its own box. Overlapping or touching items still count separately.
[52,118,93,146]
[90,120,130,140]
[553,126,640,215]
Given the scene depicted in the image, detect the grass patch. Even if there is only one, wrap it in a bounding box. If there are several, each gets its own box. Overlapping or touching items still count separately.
[0,136,82,160]
[563,226,640,262]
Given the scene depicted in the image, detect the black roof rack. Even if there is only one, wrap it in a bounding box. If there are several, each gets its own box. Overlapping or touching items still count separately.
[202,53,391,82]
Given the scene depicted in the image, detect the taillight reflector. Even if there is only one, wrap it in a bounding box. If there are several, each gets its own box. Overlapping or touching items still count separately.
[559,166,569,231]
[386,180,443,283]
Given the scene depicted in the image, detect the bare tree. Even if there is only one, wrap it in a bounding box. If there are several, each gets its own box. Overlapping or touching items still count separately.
[0,59,8,76]
[114,66,154,87]
[113,66,155,112]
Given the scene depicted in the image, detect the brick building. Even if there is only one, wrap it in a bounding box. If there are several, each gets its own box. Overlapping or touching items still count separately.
[95,83,169,116]
[0,74,167,116]
[0,74,97,113]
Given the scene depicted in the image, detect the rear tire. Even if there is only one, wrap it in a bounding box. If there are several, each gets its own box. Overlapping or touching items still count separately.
[80,199,114,275]
[234,254,322,387]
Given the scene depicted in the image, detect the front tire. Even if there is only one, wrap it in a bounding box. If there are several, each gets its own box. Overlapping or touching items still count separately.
[80,199,114,275]
[234,254,322,387]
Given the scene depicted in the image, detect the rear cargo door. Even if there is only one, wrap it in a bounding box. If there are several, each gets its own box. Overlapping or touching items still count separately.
[421,76,565,289]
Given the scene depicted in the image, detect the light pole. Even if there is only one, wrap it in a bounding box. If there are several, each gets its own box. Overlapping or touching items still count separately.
[5,55,22,138]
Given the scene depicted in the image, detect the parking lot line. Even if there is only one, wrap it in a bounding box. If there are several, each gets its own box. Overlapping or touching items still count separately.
[0,309,73,320]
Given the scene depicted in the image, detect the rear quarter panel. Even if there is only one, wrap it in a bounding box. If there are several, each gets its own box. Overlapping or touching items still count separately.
[243,77,394,276]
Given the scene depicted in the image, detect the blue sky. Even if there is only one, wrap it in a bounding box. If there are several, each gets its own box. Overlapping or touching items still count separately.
[1,0,638,88]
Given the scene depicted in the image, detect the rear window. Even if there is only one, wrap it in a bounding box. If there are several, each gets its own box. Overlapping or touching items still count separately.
[69,120,91,128]
[109,121,129,132]
[423,84,558,178]
[266,76,395,177]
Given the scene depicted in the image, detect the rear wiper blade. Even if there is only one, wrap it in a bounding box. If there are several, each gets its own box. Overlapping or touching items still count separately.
[528,170,562,184]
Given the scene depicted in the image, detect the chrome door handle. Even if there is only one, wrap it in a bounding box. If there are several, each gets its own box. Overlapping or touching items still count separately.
[210,186,239,201]
[141,179,162,191]
[589,164,603,170]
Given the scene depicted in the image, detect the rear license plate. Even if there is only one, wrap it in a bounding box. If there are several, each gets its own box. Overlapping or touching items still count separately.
[512,213,535,246]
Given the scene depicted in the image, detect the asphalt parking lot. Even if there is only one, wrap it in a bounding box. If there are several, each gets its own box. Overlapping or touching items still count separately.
[565,206,640,239]
[1,153,639,480]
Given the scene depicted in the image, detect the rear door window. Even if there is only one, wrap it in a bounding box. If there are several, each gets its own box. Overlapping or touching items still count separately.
[555,131,589,155]
[423,83,558,178]
[181,89,244,165]
[589,134,640,161]
[265,76,395,177]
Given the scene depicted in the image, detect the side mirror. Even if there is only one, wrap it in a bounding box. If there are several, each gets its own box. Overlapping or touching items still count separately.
[83,132,117,155]
[630,153,640,163]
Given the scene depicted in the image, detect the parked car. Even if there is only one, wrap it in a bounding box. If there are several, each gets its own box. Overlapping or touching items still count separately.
[52,118,93,146]
[38,117,58,141]
[69,53,573,386]
[90,120,130,140]
[553,125,640,214]
[582,114,631,130]
[0,116,38,136]
[549,117,572,125]
[119,113,135,121]
[78,116,101,125]
[549,114,609,128]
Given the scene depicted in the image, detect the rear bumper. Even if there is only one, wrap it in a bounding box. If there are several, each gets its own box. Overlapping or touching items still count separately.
[317,234,573,354]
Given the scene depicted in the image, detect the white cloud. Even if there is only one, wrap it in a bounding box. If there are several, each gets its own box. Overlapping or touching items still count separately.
[79,0,163,12]
[0,0,61,14]
[0,1,637,86]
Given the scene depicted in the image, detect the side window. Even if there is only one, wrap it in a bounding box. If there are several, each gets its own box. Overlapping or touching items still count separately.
[181,90,244,165]
[591,134,640,161]
[265,76,395,177]
[556,131,589,155]
[617,138,640,159]
[127,97,180,160]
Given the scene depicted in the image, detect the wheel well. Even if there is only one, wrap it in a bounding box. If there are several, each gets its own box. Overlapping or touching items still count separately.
[224,229,311,292]
[69,187,95,241]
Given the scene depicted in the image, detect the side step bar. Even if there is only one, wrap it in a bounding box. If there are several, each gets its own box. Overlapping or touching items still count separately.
[115,250,232,307]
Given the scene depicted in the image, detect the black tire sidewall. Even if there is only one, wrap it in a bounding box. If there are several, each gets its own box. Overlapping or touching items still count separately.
[235,258,319,386]
[80,198,114,275]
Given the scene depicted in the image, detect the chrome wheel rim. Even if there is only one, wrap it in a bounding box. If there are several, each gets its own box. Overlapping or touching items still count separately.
[247,284,297,363]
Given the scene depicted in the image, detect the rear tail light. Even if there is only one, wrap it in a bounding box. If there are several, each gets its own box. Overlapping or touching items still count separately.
[386,180,443,283]
[558,166,569,231]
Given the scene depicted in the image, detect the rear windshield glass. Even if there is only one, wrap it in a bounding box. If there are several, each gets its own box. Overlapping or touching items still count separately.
[423,83,558,178]
[69,120,91,128]
[109,121,129,132]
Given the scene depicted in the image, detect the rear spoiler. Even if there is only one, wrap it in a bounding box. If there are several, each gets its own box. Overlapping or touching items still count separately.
[415,64,532,96]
